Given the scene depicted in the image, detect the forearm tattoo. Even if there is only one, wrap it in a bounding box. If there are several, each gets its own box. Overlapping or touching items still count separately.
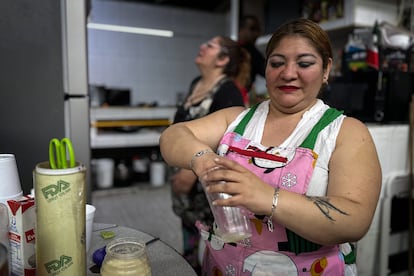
[306,196,349,221]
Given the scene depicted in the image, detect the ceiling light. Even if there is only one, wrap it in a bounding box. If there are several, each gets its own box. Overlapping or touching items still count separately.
[87,23,174,38]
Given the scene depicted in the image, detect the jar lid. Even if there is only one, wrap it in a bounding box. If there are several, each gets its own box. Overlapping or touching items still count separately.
[106,237,146,259]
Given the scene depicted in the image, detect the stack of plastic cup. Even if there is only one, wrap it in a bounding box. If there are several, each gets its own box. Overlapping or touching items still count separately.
[0,154,23,205]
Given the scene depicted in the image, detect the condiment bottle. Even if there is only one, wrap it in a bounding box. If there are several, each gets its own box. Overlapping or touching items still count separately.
[100,237,151,276]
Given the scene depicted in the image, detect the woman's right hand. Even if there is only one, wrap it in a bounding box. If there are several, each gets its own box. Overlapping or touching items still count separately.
[170,168,198,195]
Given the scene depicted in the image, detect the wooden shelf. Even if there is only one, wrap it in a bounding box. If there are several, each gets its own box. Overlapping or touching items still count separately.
[90,106,176,149]
[91,119,171,128]
[90,106,175,121]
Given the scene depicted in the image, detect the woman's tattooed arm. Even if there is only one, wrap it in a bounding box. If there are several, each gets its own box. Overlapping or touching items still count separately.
[306,196,349,221]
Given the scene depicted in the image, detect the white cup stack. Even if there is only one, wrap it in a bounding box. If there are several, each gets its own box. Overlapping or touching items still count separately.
[86,204,96,252]
[0,154,23,205]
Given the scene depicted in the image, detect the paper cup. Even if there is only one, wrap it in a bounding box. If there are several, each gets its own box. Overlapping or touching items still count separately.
[86,204,96,252]
[0,154,23,205]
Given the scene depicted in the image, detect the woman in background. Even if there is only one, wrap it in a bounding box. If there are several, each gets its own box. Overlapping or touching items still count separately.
[170,35,250,273]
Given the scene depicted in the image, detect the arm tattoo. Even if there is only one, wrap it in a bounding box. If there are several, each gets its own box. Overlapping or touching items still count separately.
[306,196,349,221]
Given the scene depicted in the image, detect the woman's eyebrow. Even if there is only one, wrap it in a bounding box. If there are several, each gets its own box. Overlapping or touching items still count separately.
[268,53,317,59]
[298,53,317,59]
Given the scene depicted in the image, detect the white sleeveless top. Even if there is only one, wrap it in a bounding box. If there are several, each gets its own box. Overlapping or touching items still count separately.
[225,99,345,196]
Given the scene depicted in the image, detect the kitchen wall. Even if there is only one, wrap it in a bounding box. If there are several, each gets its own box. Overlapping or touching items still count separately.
[88,0,229,106]
[88,0,400,107]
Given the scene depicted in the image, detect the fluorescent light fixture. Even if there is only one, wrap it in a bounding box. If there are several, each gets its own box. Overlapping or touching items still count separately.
[87,22,174,38]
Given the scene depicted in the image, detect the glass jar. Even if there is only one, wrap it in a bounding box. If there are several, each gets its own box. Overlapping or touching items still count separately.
[100,237,151,276]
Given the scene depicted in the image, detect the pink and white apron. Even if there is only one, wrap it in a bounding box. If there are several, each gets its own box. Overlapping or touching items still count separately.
[197,106,355,275]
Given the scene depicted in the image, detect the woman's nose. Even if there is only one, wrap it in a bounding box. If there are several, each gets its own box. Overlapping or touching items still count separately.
[200,42,209,49]
[280,63,297,80]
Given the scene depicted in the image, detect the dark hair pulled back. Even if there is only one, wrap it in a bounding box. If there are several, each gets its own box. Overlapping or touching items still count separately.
[218,36,251,89]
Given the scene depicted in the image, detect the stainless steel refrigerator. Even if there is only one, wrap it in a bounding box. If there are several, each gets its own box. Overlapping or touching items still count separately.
[0,0,91,201]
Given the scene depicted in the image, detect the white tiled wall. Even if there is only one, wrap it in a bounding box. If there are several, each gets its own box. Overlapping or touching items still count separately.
[88,0,229,106]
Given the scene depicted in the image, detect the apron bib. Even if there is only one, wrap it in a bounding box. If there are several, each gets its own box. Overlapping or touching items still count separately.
[198,106,348,275]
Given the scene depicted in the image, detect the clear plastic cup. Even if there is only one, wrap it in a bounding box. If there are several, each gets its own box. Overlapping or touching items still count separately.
[0,154,23,205]
[206,190,252,243]
[201,168,252,243]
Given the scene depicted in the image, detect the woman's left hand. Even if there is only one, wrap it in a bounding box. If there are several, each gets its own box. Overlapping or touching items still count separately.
[200,156,274,216]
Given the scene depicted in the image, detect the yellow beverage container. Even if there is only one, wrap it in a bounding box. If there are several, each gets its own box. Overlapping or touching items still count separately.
[34,161,86,275]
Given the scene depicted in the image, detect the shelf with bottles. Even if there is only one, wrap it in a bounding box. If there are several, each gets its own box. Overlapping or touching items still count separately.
[318,0,397,32]
[340,21,414,76]
[256,0,398,53]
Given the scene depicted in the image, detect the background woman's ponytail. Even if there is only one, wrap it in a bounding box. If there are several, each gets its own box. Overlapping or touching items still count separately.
[219,36,251,105]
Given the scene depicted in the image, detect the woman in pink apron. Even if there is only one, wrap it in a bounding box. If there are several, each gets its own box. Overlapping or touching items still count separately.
[160,18,382,275]
[197,103,353,275]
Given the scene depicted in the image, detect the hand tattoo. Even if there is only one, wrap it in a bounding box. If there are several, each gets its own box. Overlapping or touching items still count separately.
[306,196,349,221]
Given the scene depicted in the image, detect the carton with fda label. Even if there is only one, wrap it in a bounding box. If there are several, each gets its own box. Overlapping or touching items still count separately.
[7,196,36,276]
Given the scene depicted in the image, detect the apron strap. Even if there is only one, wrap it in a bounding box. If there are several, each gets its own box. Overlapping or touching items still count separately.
[233,103,259,135]
[285,228,322,255]
[300,108,343,150]
[284,108,343,255]
[343,243,357,264]
[233,105,343,149]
